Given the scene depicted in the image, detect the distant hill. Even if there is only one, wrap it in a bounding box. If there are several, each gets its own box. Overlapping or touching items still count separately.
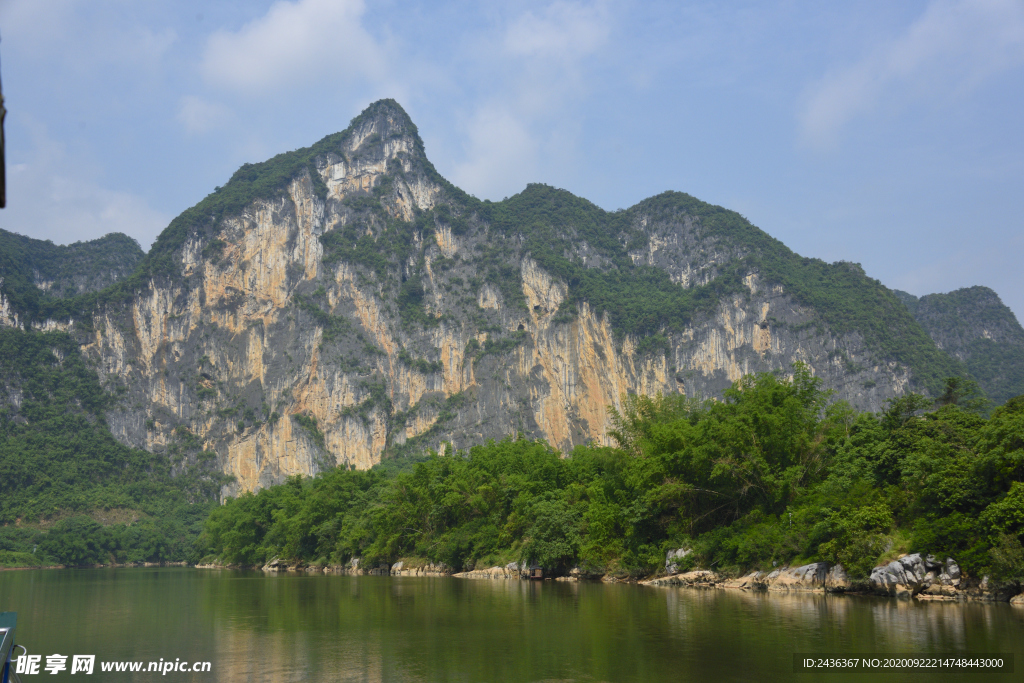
[0,230,143,321]
[896,287,1024,405]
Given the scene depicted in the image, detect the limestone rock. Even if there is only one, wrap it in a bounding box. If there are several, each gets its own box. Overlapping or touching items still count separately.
[870,553,936,598]
[390,561,450,576]
[825,564,850,592]
[0,99,973,498]
[718,563,847,593]
[945,558,962,584]
[665,548,692,575]
[568,565,603,580]
[762,562,837,592]
[919,583,958,599]
[721,571,769,591]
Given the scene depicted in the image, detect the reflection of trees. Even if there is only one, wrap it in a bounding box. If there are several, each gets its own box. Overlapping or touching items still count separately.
[3,569,1019,683]
[661,587,1002,660]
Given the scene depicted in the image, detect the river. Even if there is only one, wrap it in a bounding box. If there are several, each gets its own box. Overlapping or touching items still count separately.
[2,567,1022,681]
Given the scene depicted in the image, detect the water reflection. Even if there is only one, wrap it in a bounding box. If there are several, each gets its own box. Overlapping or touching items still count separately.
[1,569,1021,682]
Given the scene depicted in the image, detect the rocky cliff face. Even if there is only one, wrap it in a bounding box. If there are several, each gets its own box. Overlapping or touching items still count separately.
[0,100,990,494]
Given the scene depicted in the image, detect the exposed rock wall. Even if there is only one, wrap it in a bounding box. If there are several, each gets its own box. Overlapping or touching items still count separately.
[0,103,937,495]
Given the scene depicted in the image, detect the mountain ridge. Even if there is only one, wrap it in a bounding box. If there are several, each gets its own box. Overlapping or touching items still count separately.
[0,99,1019,494]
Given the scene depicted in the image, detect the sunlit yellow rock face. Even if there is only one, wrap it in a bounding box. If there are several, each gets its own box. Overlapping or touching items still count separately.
[5,101,909,495]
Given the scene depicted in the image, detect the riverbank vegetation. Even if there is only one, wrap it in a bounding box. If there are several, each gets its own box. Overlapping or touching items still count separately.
[198,366,1024,581]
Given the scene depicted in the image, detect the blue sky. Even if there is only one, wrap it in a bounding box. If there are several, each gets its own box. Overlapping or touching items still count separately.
[1,0,1022,318]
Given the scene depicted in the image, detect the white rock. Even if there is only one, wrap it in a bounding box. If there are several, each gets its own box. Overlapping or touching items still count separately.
[665,548,692,575]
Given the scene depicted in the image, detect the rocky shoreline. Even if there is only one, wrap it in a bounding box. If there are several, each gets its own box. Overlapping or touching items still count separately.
[12,554,1022,605]
[635,552,1023,604]
[238,551,1024,605]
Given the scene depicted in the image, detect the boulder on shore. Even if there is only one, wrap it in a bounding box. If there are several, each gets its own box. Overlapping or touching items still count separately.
[724,562,849,592]
[869,554,961,598]
[261,557,289,572]
[764,563,830,591]
[826,564,850,591]
[389,561,454,576]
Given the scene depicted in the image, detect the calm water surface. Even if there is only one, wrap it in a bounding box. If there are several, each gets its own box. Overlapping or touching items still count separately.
[2,568,1023,682]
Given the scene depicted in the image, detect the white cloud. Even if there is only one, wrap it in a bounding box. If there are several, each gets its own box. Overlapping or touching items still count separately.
[177,95,233,134]
[199,0,387,93]
[2,120,169,249]
[800,0,1024,149]
[505,0,610,62]
[449,1,611,198]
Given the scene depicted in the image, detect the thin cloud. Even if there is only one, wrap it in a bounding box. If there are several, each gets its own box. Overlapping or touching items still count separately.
[199,0,387,94]
[1,0,176,72]
[177,96,233,134]
[800,0,1024,149]
[505,0,610,62]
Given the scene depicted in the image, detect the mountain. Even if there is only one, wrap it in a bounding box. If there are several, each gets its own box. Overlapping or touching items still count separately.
[0,231,143,326]
[895,287,1024,405]
[0,99,1015,495]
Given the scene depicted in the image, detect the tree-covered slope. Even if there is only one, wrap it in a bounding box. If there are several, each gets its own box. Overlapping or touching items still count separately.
[896,287,1024,405]
[0,229,143,319]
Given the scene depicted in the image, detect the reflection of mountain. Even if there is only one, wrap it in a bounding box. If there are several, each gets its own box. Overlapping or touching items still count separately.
[2,99,1020,494]
[3,568,1016,681]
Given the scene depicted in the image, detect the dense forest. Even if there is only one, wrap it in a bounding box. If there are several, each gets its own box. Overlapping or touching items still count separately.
[196,366,1024,582]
